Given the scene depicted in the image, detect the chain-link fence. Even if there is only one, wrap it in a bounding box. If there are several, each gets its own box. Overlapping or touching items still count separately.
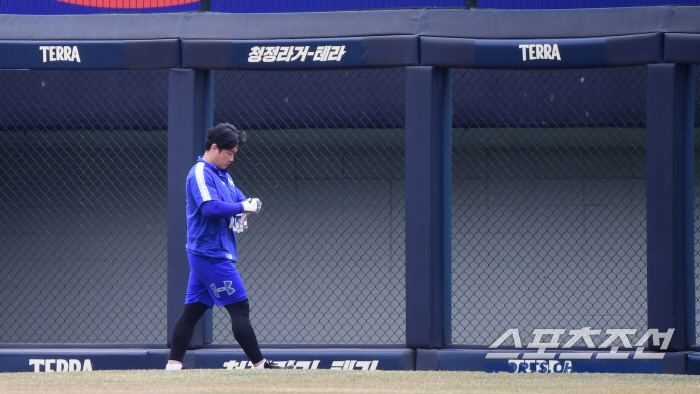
[0,70,168,343]
[211,69,406,344]
[451,67,648,347]
[0,65,690,348]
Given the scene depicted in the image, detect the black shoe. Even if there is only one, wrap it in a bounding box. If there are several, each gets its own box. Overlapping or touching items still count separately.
[263,360,294,369]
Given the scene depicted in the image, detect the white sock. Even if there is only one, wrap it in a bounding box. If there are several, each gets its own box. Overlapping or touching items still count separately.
[254,359,266,370]
[165,364,183,371]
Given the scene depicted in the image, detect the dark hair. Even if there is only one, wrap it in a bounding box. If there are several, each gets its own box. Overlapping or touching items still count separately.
[205,123,247,151]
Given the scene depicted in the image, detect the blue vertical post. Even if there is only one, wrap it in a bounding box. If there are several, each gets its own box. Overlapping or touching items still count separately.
[167,69,214,348]
[202,70,215,345]
[405,66,452,350]
[646,64,695,351]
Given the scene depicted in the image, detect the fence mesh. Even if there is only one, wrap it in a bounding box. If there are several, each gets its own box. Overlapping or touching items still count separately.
[0,70,168,343]
[211,69,406,344]
[451,67,648,347]
[0,65,688,348]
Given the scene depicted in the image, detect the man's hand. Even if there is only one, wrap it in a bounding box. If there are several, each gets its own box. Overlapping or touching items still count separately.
[229,213,249,233]
[241,198,262,214]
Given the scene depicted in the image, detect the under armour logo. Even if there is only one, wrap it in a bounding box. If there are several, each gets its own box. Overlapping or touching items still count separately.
[211,281,235,298]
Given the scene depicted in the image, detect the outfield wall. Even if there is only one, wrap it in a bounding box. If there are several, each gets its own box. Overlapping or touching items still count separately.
[1,6,700,373]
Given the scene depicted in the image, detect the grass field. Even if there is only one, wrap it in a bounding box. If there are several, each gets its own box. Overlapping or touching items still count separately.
[1,370,700,394]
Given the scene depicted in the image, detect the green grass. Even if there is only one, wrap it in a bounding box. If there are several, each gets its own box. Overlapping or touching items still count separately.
[1,370,700,394]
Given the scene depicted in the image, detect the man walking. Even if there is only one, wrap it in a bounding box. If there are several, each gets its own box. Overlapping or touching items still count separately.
[166,123,287,370]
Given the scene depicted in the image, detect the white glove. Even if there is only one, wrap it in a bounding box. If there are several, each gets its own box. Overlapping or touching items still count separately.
[229,213,249,233]
[241,198,262,214]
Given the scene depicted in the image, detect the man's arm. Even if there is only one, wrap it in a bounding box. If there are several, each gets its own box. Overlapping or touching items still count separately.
[229,178,260,214]
[200,200,244,219]
[189,164,220,207]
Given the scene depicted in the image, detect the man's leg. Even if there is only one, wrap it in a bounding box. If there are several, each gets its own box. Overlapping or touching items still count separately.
[224,299,264,367]
[167,256,215,369]
[195,257,289,369]
[168,302,210,368]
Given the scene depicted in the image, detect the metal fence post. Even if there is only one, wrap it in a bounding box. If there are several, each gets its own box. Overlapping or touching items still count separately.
[167,68,214,348]
[405,66,452,352]
[646,63,696,351]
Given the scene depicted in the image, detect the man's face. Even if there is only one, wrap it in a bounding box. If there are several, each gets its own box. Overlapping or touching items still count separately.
[210,144,238,170]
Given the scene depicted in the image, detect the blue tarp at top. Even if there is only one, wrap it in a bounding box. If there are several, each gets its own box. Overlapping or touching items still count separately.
[0,0,696,14]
